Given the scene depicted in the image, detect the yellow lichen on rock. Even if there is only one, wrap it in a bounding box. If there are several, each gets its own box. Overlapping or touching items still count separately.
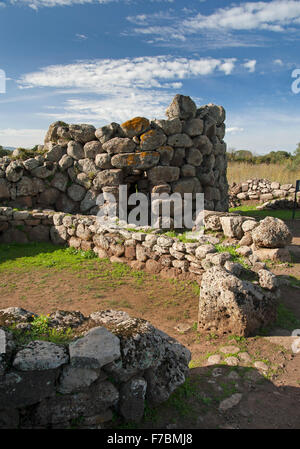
[121,117,150,138]
[140,129,156,142]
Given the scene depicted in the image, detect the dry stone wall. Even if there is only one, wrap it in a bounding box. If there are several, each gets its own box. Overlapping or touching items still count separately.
[230,178,300,209]
[0,308,191,428]
[0,95,229,227]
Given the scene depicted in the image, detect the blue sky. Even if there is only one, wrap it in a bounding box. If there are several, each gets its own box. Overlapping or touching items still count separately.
[1,0,300,154]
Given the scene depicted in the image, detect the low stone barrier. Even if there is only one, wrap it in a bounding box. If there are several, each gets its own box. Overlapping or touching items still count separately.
[230,178,300,208]
[0,206,291,337]
[0,308,191,428]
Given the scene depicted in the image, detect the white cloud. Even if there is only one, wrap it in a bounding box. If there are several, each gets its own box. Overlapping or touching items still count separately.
[18,56,237,91]
[75,33,88,40]
[243,59,257,72]
[183,1,300,32]
[273,58,283,65]
[0,128,45,147]
[9,0,115,9]
[17,56,237,125]
[227,127,244,134]
[127,1,300,49]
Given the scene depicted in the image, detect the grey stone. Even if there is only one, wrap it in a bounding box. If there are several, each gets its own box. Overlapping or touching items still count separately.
[45,143,66,162]
[69,326,121,369]
[167,133,193,148]
[13,341,69,371]
[198,266,277,336]
[67,141,85,160]
[102,137,135,155]
[68,124,96,144]
[119,377,147,422]
[252,216,292,248]
[6,161,23,182]
[140,129,167,151]
[67,183,86,202]
[166,94,197,120]
[84,141,103,158]
[57,365,101,394]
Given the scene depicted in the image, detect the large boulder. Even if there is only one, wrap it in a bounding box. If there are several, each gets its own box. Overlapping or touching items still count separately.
[252,216,292,248]
[198,266,278,336]
[166,94,197,120]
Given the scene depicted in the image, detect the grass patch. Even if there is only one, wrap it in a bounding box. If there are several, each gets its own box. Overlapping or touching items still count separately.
[229,205,300,221]
[8,314,73,346]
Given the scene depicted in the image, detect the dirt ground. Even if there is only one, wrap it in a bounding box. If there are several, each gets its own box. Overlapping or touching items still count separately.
[0,221,299,429]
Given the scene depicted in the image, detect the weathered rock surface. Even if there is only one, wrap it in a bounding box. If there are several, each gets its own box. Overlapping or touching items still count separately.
[198,266,278,336]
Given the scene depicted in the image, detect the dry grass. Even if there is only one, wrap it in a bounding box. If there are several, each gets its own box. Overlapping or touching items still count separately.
[227,162,300,185]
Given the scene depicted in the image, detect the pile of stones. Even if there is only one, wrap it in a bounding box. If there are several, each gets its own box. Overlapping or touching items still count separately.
[230,179,299,208]
[0,308,191,428]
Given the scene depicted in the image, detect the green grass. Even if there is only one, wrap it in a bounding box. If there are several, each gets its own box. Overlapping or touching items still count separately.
[229,205,300,220]
[214,243,250,268]
[8,314,73,346]
[0,242,98,271]
[274,303,300,331]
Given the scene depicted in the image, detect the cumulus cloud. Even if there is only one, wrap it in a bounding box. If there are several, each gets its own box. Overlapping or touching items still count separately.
[17,56,239,124]
[9,0,115,9]
[243,60,257,72]
[126,1,300,48]
[18,56,238,91]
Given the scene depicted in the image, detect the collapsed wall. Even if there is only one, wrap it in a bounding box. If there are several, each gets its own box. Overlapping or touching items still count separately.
[0,95,229,227]
[0,308,191,428]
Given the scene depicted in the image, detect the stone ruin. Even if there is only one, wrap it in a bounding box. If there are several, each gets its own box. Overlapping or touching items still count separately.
[0,308,191,428]
[0,94,229,228]
[229,178,300,209]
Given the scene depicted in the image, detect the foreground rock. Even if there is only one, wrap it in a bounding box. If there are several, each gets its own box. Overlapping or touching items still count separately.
[0,308,190,428]
[252,216,292,248]
[198,266,279,336]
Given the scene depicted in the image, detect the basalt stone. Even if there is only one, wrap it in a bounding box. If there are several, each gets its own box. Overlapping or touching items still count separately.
[166,94,197,120]
[93,169,123,188]
[83,141,104,159]
[153,118,182,136]
[121,117,150,138]
[45,143,66,162]
[31,162,57,179]
[67,141,85,160]
[147,166,180,184]
[186,147,203,166]
[182,118,204,136]
[156,146,174,166]
[69,327,121,369]
[50,172,68,193]
[111,152,160,170]
[59,154,74,171]
[68,124,96,144]
[6,161,24,183]
[193,135,213,155]
[95,153,113,169]
[140,129,167,151]
[102,137,135,155]
[13,341,69,371]
[67,184,86,202]
[95,122,124,144]
[198,266,277,337]
[167,133,193,148]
